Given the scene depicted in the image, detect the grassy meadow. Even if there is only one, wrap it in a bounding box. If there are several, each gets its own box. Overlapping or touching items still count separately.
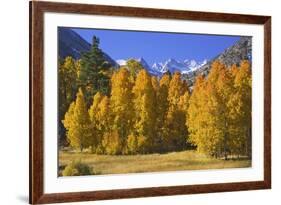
[59,150,251,176]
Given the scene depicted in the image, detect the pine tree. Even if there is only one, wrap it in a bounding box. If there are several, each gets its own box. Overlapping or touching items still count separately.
[79,36,111,105]
[63,88,91,151]
[132,69,157,153]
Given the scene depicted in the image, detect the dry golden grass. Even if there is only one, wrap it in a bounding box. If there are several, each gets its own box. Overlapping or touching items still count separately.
[59,150,251,176]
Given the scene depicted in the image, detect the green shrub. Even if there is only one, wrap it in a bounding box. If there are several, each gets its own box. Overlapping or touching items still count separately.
[62,160,92,176]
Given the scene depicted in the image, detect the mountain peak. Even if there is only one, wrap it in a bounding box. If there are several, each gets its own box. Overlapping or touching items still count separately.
[150,58,207,75]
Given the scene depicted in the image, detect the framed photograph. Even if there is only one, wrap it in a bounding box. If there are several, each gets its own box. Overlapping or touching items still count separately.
[30,1,271,204]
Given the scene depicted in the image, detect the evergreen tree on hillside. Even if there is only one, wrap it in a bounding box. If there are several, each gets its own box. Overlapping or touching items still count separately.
[79,36,111,105]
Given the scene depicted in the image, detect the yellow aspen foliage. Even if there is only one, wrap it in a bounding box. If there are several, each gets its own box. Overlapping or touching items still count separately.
[168,72,187,111]
[62,102,75,138]
[59,56,78,106]
[126,59,145,78]
[61,57,251,158]
[188,60,251,159]
[178,91,190,112]
[102,131,122,155]
[158,74,170,121]
[88,92,106,153]
[229,60,252,157]
[151,74,171,152]
[95,96,112,154]
[96,96,111,133]
[127,134,138,154]
[188,75,206,150]
[166,72,188,151]
[151,76,159,92]
[110,68,134,153]
[59,56,79,144]
[205,61,234,159]
[88,92,103,122]
[63,88,91,151]
[127,134,147,154]
[132,69,156,153]
[178,90,190,138]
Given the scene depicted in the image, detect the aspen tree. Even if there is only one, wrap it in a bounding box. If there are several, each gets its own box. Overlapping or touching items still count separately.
[132,69,156,153]
[63,88,91,151]
[110,68,134,153]
[166,72,188,151]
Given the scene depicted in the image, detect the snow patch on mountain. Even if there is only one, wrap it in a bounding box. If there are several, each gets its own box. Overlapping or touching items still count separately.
[116,59,127,66]
[152,58,207,75]
[116,57,207,76]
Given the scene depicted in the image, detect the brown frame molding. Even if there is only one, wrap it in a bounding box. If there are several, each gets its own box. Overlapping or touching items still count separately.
[29,1,271,204]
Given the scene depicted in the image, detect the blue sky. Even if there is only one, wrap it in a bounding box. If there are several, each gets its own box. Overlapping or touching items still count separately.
[72,28,241,66]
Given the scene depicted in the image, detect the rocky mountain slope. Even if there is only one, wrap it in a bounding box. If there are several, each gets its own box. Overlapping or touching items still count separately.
[183,36,252,86]
[58,27,117,67]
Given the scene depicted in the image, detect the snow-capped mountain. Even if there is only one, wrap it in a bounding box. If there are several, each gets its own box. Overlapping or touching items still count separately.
[152,58,207,75]
[116,59,127,66]
[116,57,207,76]
[182,59,208,74]
[116,57,161,75]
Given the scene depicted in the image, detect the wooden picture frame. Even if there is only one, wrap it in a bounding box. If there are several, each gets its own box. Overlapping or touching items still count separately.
[30,1,271,204]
